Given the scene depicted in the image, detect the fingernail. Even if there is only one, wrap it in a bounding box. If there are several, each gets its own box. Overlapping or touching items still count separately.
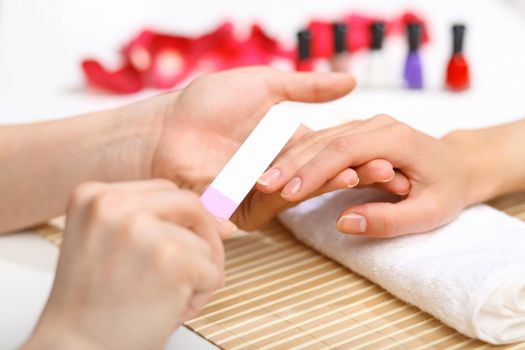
[257,168,281,186]
[347,177,360,188]
[380,170,396,183]
[337,213,367,233]
[398,187,410,196]
[215,217,237,238]
[281,177,302,198]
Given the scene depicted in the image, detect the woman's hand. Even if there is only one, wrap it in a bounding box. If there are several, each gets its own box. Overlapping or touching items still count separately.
[24,180,225,350]
[232,117,412,230]
[248,115,505,238]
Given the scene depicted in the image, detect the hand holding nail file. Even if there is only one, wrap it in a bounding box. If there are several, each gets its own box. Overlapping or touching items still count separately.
[201,103,300,219]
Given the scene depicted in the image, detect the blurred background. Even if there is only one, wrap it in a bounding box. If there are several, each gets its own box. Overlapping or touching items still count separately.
[1,1,525,349]
[0,0,525,136]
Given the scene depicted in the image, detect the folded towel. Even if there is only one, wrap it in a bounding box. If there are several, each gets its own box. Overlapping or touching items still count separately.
[279,189,525,344]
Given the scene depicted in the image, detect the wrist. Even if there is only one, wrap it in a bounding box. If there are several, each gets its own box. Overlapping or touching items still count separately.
[100,95,172,181]
[23,321,102,350]
[443,129,507,205]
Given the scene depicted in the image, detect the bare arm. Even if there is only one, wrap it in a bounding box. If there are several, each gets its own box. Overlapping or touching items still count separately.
[447,118,525,204]
[0,106,161,233]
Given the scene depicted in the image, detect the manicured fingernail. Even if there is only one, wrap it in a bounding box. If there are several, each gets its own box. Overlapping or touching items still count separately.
[380,170,396,183]
[347,177,360,188]
[281,177,302,198]
[215,217,237,238]
[257,168,281,186]
[398,188,410,196]
[337,213,367,233]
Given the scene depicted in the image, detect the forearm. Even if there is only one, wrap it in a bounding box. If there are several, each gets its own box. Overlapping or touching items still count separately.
[444,118,525,205]
[0,106,162,233]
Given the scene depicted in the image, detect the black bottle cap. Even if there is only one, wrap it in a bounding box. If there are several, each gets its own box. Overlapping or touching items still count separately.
[452,24,466,54]
[370,21,386,50]
[297,29,312,60]
[333,22,348,54]
[407,22,421,52]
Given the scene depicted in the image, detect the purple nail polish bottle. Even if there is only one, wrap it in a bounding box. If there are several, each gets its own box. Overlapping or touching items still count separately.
[403,22,423,89]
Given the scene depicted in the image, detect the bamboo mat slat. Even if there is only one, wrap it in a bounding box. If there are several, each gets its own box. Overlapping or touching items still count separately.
[35,193,525,350]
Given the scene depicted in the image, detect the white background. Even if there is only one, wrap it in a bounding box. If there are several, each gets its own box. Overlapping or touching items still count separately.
[1,0,525,348]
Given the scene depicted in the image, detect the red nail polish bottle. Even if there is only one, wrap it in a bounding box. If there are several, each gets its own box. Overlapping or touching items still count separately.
[296,29,313,72]
[446,24,470,91]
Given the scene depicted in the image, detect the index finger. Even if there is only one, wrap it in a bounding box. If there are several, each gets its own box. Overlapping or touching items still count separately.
[280,123,420,201]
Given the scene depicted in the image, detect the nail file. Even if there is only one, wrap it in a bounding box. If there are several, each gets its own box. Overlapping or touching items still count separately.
[201,103,300,219]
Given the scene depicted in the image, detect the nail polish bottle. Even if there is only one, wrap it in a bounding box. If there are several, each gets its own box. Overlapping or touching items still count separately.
[403,22,423,89]
[366,21,389,88]
[296,29,313,72]
[446,24,470,91]
[331,22,350,73]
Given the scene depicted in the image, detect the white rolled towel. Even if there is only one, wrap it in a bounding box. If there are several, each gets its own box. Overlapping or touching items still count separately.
[279,189,525,344]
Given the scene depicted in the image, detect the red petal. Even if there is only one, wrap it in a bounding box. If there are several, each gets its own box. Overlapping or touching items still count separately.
[81,59,143,94]
[149,48,193,89]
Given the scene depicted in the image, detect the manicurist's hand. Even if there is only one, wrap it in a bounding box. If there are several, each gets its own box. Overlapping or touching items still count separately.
[138,66,357,192]
[23,179,226,350]
[250,115,525,238]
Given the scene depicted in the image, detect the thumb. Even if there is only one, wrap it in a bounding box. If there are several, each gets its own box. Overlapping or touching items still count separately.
[270,70,356,103]
[335,196,445,238]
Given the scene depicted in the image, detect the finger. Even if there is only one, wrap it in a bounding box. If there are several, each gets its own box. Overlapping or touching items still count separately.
[280,123,420,201]
[214,218,237,240]
[355,159,395,185]
[259,115,397,194]
[335,195,444,238]
[257,121,365,192]
[69,179,177,214]
[373,171,411,196]
[163,220,217,259]
[105,188,224,265]
[270,70,356,104]
[322,168,359,191]
[235,168,358,231]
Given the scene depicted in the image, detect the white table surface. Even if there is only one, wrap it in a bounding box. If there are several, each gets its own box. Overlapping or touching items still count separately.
[1,0,525,348]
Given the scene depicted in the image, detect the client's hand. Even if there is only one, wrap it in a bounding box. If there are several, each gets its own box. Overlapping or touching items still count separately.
[24,180,225,350]
[251,115,486,238]
[232,118,411,230]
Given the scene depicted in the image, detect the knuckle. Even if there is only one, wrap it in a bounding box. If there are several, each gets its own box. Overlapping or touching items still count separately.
[370,114,395,124]
[312,135,331,149]
[279,156,301,173]
[69,182,102,208]
[154,242,182,268]
[120,213,150,238]
[391,122,415,140]
[90,191,126,218]
[329,136,352,154]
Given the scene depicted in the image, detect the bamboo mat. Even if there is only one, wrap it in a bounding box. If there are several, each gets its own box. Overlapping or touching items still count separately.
[35,193,525,350]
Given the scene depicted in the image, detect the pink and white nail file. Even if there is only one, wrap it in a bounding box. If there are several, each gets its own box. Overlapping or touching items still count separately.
[201,103,300,219]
